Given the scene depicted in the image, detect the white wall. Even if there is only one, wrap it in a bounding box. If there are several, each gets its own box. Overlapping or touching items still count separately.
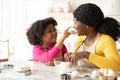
[0,0,33,60]
[0,0,120,60]
[0,0,50,60]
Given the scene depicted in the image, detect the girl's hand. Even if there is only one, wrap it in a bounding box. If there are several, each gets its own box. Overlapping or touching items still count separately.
[61,27,71,39]
[55,27,71,49]
[45,61,54,66]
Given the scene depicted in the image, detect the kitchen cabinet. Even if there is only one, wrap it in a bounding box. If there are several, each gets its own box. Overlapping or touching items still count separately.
[47,12,73,20]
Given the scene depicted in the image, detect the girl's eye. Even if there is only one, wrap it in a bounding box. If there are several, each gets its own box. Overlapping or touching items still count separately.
[53,28,57,31]
[48,30,52,32]
[48,28,56,33]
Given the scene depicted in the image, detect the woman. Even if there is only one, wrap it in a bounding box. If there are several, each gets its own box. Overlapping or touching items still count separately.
[64,3,120,72]
[26,17,70,66]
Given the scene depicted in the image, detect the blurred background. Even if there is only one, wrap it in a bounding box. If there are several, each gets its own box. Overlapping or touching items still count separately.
[0,0,120,60]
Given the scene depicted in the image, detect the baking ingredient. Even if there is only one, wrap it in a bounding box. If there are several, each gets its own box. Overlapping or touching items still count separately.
[71,70,80,78]
[14,66,30,72]
[56,62,77,74]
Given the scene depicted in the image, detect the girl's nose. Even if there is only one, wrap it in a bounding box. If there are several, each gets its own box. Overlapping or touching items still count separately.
[53,30,57,34]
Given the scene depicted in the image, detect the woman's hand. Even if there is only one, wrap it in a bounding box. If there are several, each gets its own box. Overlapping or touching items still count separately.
[64,52,72,62]
[45,61,54,66]
[64,51,90,62]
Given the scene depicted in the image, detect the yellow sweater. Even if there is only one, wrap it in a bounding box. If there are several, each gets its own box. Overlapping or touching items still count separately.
[74,34,120,72]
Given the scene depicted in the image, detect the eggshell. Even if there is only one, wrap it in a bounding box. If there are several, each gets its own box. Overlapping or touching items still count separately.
[99,76,107,80]
[97,71,104,76]
[107,69,115,76]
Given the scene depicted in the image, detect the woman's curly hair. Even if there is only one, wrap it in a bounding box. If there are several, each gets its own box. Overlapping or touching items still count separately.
[26,17,57,45]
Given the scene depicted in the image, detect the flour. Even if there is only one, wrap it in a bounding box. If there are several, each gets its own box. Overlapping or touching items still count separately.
[56,62,77,74]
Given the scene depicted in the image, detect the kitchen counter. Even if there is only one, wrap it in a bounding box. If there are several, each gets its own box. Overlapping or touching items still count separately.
[0,59,96,80]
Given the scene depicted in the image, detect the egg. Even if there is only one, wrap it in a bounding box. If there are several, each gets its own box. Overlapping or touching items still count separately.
[99,68,104,73]
[71,70,80,78]
[91,70,99,78]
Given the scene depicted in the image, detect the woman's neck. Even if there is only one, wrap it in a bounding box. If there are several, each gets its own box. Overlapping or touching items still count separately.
[85,32,98,46]
[86,32,97,41]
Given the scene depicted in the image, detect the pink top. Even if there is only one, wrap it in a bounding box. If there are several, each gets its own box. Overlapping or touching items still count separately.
[33,44,67,62]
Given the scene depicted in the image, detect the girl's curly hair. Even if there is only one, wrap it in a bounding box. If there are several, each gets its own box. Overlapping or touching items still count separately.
[26,17,57,45]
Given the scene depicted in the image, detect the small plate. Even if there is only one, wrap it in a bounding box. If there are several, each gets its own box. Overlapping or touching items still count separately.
[17,69,29,73]
[14,66,30,73]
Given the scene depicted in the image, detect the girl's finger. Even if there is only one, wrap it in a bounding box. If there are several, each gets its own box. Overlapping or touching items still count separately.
[65,26,71,31]
[50,61,54,66]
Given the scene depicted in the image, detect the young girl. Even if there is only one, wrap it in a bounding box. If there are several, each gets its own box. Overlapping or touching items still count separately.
[26,17,70,66]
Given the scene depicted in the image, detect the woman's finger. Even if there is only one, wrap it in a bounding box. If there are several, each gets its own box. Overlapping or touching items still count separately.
[70,54,75,62]
[64,53,71,62]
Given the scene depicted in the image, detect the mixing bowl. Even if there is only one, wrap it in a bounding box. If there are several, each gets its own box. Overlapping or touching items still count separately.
[54,57,79,74]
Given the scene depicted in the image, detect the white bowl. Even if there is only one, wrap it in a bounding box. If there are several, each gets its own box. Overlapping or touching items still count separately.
[54,57,79,74]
